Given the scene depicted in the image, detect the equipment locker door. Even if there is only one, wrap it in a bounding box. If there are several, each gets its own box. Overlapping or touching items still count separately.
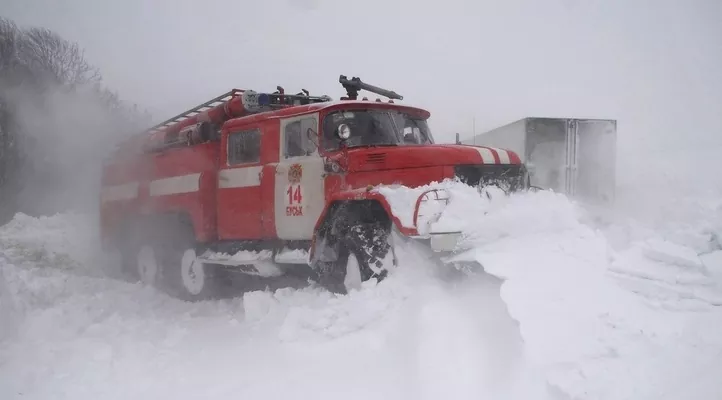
[274,113,325,240]
[217,125,264,239]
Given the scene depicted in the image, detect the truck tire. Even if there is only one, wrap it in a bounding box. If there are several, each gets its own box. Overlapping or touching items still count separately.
[314,222,392,294]
[137,244,160,286]
[115,226,143,282]
[156,219,221,301]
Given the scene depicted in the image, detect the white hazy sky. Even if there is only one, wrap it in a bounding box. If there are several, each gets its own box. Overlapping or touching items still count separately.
[3,0,722,148]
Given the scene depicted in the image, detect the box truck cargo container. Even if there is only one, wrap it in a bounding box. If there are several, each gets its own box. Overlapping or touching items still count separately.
[461,117,617,205]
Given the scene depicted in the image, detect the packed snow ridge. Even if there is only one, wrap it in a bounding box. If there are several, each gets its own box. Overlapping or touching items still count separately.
[1,184,722,400]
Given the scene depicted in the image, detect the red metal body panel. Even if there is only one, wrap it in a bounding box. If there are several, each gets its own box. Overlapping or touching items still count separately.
[260,165,278,238]
[259,118,281,238]
[100,155,148,245]
[323,145,491,173]
[258,119,281,237]
[101,157,143,186]
[151,143,218,176]
[345,166,448,189]
[147,143,218,242]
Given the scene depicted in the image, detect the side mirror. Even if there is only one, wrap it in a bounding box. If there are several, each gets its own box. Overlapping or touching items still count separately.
[336,123,351,141]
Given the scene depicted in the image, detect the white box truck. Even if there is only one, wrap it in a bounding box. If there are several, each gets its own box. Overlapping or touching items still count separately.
[460,117,617,205]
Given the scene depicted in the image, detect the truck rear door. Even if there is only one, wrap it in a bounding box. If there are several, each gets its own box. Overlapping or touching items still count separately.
[525,118,570,194]
[216,124,264,239]
[574,119,616,205]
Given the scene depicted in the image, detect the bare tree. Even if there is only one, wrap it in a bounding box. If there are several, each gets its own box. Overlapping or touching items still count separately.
[16,27,100,87]
[0,18,22,223]
[0,18,19,71]
[0,17,150,223]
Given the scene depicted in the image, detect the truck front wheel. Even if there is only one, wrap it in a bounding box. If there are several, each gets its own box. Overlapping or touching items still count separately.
[314,222,393,294]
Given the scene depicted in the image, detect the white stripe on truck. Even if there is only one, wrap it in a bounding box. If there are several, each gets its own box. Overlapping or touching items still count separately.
[472,147,496,164]
[101,182,139,203]
[149,173,201,196]
[218,166,262,188]
[490,147,511,164]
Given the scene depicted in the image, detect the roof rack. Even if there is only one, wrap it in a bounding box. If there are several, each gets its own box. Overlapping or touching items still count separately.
[147,89,243,135]
[147,87,332,136]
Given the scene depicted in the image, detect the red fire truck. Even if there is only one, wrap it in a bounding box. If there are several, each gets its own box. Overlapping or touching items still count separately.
[100,75,527,300]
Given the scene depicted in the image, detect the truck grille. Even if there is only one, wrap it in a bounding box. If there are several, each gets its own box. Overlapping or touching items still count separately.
[366,153,386,164]
[454,164,526,193]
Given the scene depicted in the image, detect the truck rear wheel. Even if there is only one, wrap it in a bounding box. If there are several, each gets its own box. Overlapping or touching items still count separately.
[137,244,159,286]
[157,225,221,301]
[179,248,209,297]
[139,215,216,301]
[161,246,219,301]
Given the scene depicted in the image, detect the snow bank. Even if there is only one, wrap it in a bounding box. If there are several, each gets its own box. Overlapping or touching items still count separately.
[702,250,722,287]
[0,212,109,343]
[2,187,722,399]
[0,212,101,274]
[0,209,551,400]
[375,179,581,242]
[422,189,722,400]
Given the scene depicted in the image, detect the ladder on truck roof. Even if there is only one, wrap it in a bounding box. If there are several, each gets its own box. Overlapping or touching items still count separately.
[147,89,242,135]
[147,87,332,135]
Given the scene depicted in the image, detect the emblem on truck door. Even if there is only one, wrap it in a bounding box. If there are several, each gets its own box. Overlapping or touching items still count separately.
[286,164,304,217]
[288,164,303,183]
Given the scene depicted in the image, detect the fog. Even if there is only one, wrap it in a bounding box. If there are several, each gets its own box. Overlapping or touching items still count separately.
[3,85,145,214]
[2,3,722,398]
[3,0,722,210]
[4,1,720,132]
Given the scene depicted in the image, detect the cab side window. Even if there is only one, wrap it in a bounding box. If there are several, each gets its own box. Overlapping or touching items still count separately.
[284,117,317,158]
[228,129,261,165]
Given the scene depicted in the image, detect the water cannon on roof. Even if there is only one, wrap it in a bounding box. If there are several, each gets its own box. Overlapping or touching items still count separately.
[339,75,404,101]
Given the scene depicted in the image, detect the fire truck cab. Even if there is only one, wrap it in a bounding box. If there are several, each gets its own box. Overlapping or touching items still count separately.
[101,76,527,300]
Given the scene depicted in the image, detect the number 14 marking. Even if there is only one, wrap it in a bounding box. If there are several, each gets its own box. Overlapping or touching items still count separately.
[287,184,303,205]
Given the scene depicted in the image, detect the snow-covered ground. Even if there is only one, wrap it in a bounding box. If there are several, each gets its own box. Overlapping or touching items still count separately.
[1,185,722,400]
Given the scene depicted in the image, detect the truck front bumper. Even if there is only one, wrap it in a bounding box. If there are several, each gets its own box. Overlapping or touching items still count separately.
[411,231,465,253]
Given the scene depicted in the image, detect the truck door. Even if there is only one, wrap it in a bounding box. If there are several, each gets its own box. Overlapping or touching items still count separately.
[274,113,325,240]
[565,119,578,196]
[216,125,264,239]
[574,119,616,205]
[525,118,569,194]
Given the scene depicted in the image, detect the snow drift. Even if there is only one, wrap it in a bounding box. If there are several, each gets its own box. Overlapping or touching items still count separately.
[1,185,722,400]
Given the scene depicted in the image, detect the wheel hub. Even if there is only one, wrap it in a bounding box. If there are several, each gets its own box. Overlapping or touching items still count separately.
[181,249,205,295]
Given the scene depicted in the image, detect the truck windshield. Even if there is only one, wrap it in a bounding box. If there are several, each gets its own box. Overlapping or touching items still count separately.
[322,109,434,151]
